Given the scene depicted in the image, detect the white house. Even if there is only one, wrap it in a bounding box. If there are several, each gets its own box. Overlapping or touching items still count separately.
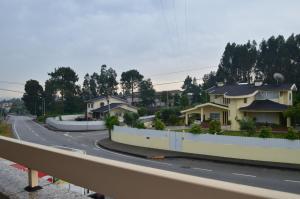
[86,96,138,122]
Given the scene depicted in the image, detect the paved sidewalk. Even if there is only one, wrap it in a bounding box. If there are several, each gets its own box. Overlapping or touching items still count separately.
[0,158,90,199]
[97,138,300,170]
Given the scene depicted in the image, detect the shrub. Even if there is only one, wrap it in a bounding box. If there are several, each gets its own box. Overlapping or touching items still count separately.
[259,126,272,138]
[208,120,221,134]
[239,117,256,136]
[285,127,298,140]
[135,121,146,129]
[105,115,120,140]
[0,121,13,137]
[36,113,60,123]
[154,119,165,130]
[138,107,148,116]
[123,112,139,127]
[159,108,180,125]
[189,124,202,134]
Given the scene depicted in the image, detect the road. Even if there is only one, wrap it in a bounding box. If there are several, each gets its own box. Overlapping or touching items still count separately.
[8,116,300,194]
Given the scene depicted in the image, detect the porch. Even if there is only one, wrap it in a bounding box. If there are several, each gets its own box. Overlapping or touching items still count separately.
[181,103,229,126]
[239,100,291,128]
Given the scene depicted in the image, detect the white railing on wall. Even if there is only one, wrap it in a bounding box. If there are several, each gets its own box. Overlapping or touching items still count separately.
[0,136,298,199]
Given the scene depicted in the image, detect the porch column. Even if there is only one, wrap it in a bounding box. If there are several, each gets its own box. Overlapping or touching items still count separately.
[185,113,189,126]
[287,117,291,128]
[200,108,204,122]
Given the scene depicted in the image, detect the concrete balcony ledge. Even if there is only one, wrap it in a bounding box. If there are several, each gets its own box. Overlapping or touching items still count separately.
[0,158,89,199]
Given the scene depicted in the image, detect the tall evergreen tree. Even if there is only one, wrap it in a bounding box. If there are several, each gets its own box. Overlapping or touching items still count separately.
[120,69,144,104]
[139,79,156,107]
[97,65,118,96]
[22,80,44,116]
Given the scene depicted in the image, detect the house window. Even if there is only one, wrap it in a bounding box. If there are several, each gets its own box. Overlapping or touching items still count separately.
[289,93,292,101]
[280,92,283,97]
[210,113,220,121]
[90,103,94,108]
[244,98,247,103]
[223,98,230,105]
[244,112,247,117]
[100,102,105,107]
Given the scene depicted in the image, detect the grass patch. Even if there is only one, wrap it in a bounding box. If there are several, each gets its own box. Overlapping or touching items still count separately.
[0,121,14,138]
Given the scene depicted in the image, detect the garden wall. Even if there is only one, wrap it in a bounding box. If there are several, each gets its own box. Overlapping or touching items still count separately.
[112,126,300,165]
[46,116,106,131]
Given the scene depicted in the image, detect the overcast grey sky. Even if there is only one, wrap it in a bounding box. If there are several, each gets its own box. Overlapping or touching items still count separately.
[1,0,300,98]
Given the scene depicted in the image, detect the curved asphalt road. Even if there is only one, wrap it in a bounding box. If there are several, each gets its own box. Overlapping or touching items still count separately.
[8,116,300,194]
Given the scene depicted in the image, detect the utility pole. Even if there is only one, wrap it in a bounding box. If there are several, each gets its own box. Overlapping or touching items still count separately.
[43,98,46,116]
[131,76,134,105]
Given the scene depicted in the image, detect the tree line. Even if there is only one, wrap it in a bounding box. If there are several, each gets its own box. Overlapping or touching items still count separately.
[202,33,300,90]
[22,65,160,116]
[22,33,300,116]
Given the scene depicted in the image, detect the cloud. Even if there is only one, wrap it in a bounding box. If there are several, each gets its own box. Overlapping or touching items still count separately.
[0,0,300,98]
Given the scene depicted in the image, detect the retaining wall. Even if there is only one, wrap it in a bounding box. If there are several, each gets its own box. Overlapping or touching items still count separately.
[46,117,106,131]
[112,126,300,165]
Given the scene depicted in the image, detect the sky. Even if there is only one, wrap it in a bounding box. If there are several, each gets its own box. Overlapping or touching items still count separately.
[1,0,300,99]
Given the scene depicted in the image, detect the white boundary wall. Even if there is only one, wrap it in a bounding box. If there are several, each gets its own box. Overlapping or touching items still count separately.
[46,117,106,131]
[112,126,300,164]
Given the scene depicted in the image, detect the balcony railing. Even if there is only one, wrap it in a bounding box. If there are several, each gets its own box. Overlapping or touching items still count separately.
[0,136,298,199]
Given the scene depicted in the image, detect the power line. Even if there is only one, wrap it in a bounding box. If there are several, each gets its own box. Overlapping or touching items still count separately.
[0,88,24,94]
[0,81,25,86]
[153,78,201,86]
[149,65,218,77]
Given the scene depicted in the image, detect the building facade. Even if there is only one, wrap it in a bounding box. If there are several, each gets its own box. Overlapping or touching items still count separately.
[86,96,138,122]
[182,82,297,131]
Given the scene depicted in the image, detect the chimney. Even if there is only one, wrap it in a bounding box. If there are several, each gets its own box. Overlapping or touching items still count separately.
[217,82,224,87]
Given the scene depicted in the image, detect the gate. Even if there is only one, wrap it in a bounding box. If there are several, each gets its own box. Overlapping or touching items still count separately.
[169,131,182,151]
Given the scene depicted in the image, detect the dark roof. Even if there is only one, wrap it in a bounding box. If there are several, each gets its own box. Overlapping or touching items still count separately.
[86,95,127,103]
[239,100,289,112]
[207,83,295,97]
[91,103,124,113]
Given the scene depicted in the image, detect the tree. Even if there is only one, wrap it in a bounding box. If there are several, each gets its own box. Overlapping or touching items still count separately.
[97,65,118,96]
[81,73,92,100]
[46,67,82,114]
[120,69,144,104]
[217,41,257,84]
[90,73,98,97]
[173,93,181,106]
[182,76,194,94]
[105,115,119,140]
[182,76,203,104]
[159,108,180,125]
[123,112,139,127]
[139,79,156,107]
[202,71,217,90]
[22,80,44,116]
[180,94,189,108]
